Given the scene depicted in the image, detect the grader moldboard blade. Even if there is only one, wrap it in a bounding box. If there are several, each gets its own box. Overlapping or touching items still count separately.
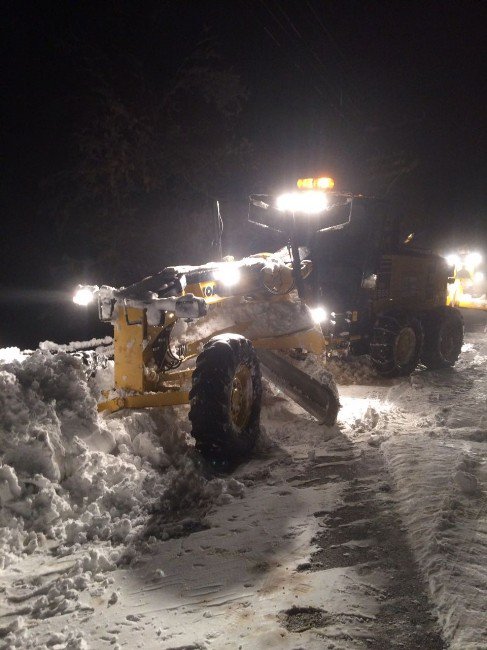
[256,349,340,426]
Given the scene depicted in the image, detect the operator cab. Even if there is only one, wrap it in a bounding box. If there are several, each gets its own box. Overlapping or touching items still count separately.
[304,197,399,311]
[249,183,401,311]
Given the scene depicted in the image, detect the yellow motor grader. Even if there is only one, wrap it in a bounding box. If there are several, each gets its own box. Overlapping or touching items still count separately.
[74,250,339,462]
[73,177,463,462]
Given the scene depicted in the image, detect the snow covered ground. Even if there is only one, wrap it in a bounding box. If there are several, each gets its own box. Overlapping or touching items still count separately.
[0,324,486,649]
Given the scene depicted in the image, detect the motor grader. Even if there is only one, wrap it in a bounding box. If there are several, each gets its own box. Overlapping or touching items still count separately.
[73,177,463,462]
[73,251,339,463]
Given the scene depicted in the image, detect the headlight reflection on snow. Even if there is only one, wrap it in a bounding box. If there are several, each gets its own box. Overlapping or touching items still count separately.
[338,396,393,430]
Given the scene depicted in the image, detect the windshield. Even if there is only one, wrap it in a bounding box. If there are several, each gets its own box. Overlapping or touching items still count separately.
[248,192,353,234]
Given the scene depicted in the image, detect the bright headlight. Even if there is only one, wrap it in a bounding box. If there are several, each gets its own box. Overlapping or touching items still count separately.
[445,254,460,268]
[213,265,241,287]
[309,306,327,323]
[466,252,482,267]
[73,285,97,306]
[276,191,328,215]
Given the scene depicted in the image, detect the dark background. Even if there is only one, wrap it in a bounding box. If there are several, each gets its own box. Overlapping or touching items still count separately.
[2,0,486,348]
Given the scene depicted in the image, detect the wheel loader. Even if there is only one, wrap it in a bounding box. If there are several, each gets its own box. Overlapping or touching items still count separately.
[73,176,463,462]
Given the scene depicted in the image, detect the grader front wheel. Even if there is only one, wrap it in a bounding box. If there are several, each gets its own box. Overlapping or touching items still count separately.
[189,334,262,463]
[230,363,254,431]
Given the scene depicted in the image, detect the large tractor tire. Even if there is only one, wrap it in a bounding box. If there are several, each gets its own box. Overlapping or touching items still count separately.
[370,313,423,377]
[420,306,463,369]
[189,334,262,463]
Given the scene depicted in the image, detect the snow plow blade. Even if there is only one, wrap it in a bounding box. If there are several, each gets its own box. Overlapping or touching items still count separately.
[256,349,339,426]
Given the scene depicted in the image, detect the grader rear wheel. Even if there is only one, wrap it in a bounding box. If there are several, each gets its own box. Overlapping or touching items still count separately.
[189,334,262,463]
[420,307,464,369]
[370,313,423,377]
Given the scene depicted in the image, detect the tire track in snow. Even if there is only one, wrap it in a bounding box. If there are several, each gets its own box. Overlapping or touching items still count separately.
[289,441,445,649]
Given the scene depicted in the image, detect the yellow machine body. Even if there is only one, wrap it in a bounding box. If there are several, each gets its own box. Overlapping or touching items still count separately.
[443,251,487,311]
[447,272,487,311]
[447,291,487,311]
[99,260,325,414]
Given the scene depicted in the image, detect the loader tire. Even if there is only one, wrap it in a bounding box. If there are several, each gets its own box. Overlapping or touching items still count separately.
[189,334,262,463]
[370,313,423,377]
[420,307,463,369]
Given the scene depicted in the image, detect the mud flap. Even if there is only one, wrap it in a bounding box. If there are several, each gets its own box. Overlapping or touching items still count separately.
[256,350,340,426]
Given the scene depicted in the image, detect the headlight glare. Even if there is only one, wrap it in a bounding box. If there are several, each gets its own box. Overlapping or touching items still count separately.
[466,252,482,266]
[213,265,241,287]
[310,306,327,323]
[276,191,328,214]
[445,254,460,268]
[73,285,97,306]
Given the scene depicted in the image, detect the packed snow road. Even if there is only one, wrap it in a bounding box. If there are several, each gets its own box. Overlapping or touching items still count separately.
[0,324,486,649]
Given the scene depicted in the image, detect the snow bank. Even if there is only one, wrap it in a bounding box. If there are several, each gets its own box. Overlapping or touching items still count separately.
[39,337,113,354]
[0,348,244,571]
[0,347,30,363]
[380,334,487,650]
[384,436,487,649]
[0,350,100,482]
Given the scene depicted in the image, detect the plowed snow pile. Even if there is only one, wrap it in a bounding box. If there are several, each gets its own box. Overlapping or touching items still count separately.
[1,331,486,649]
[0,350,242,572]
[0,345,340,650]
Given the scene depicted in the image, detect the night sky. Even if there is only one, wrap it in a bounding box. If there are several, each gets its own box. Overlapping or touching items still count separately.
[2,0,486,347]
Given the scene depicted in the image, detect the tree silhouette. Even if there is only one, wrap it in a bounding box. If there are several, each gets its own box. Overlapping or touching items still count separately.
[45,24,250,284]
